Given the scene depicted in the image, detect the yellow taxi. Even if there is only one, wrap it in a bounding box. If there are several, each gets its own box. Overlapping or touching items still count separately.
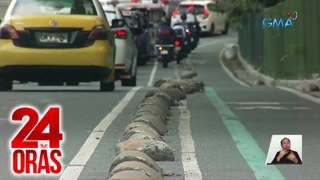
[0,0,116,91]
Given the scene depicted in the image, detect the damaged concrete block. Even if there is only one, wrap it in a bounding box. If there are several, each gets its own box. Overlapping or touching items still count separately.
[124,122,167,136]
[137,104,171,117]
[115,139,175,161]
[181,70,197,79]
[145,89,185,102]
[141,98,171,112]
[132,115,167,133]
[135,108,168,123]
[108,161,163,180]
[122,126,163,142]
[297,81,320,92]
[109,150,163,175]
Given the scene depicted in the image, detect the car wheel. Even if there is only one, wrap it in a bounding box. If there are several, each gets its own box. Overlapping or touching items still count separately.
[100,81,115,92]
[222,22,229,35]
[121,76,136,87]
[210,23,215,36]
[137,53,146,66]
[0,80,12,91]
[122,60,137,87]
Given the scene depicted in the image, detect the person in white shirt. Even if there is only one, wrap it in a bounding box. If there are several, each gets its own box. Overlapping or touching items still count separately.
[186,6,196,23]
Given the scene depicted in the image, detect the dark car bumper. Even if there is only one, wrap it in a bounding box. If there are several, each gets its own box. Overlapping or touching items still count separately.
[0,66,112,82]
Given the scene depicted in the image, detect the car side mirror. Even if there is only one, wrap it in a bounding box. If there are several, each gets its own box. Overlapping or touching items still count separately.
[131,28,143,35]
[111,19,125,28]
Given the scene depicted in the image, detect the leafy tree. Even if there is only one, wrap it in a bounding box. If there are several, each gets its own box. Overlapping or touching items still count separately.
[226,0,284,28]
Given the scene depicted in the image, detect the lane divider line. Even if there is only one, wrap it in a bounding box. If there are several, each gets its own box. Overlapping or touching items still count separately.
[59,86,143,180]
[277,86,320,105]
[147,60,158,87]
[205,86,285,180]
[178,100,202,180]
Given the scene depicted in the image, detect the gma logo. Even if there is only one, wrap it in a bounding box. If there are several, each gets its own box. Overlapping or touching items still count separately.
[262,18,294,28]
[262,11,298,28]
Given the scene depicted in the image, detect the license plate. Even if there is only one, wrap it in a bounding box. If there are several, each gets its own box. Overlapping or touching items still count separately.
[38,32,68,44]
[160,50,168,55]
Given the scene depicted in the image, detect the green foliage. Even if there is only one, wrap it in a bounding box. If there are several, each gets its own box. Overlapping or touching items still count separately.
[226,0,284,29]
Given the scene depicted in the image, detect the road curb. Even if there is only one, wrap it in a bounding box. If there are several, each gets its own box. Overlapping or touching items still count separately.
[221,44,320,97]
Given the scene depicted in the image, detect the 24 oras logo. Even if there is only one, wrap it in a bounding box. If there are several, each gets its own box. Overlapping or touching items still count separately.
[9,106,64,176]
[262,10,299,28]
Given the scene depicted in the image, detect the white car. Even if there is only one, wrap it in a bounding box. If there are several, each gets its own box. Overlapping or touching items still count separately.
[102,4,138,86]
[171,0,229,35]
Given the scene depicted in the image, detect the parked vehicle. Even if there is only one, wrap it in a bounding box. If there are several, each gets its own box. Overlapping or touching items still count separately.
[171,0,228,35]
[102,4,138,86]
[0,0,116,91]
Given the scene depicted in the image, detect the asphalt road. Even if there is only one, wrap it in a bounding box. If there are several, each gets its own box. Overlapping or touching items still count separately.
[1,32,320,180]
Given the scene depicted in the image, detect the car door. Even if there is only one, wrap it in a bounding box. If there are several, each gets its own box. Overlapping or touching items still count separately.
[117,9,135,69]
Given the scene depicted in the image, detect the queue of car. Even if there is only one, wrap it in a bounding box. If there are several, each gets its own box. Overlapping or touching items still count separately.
[0,0,228,91]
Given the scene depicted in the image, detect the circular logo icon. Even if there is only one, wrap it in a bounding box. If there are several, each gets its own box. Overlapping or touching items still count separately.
[49,20,58,27]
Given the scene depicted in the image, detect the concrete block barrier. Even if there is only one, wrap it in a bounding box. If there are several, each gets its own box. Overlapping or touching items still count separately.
[181,70,197,79]
[115,139,175,161]
[108,161,163,180]
[137,104,171,117]
[122,126,163,142]
[145,89,185,102]
[109,150,163,175]
[131,115,167,134]
[124,122,167,136]
[135,108,168,123]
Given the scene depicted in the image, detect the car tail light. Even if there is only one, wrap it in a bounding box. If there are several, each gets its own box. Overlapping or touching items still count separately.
[89,26,108,40]
[172,9,178,18]
[161,0,169,4]
[115,64,125,68]
[174,40,181,47]
[0,25,19,39]
[114,29,127,39]
[131,0,139,3]
[203,9,210,19]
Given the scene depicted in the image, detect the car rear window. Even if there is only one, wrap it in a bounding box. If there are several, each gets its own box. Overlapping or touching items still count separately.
[178,4,204,15]
[12,0,98,16]
[105,11,116,25]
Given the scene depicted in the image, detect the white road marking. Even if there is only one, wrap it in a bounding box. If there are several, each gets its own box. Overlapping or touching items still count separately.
[219,53,250,88]
[59,86,142,180]
[278,86,320,105]
[178,100,202,180]
[292,107,311,110]
[147,60,158,87]
[235,106,289,110]
[226,102,296,105]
